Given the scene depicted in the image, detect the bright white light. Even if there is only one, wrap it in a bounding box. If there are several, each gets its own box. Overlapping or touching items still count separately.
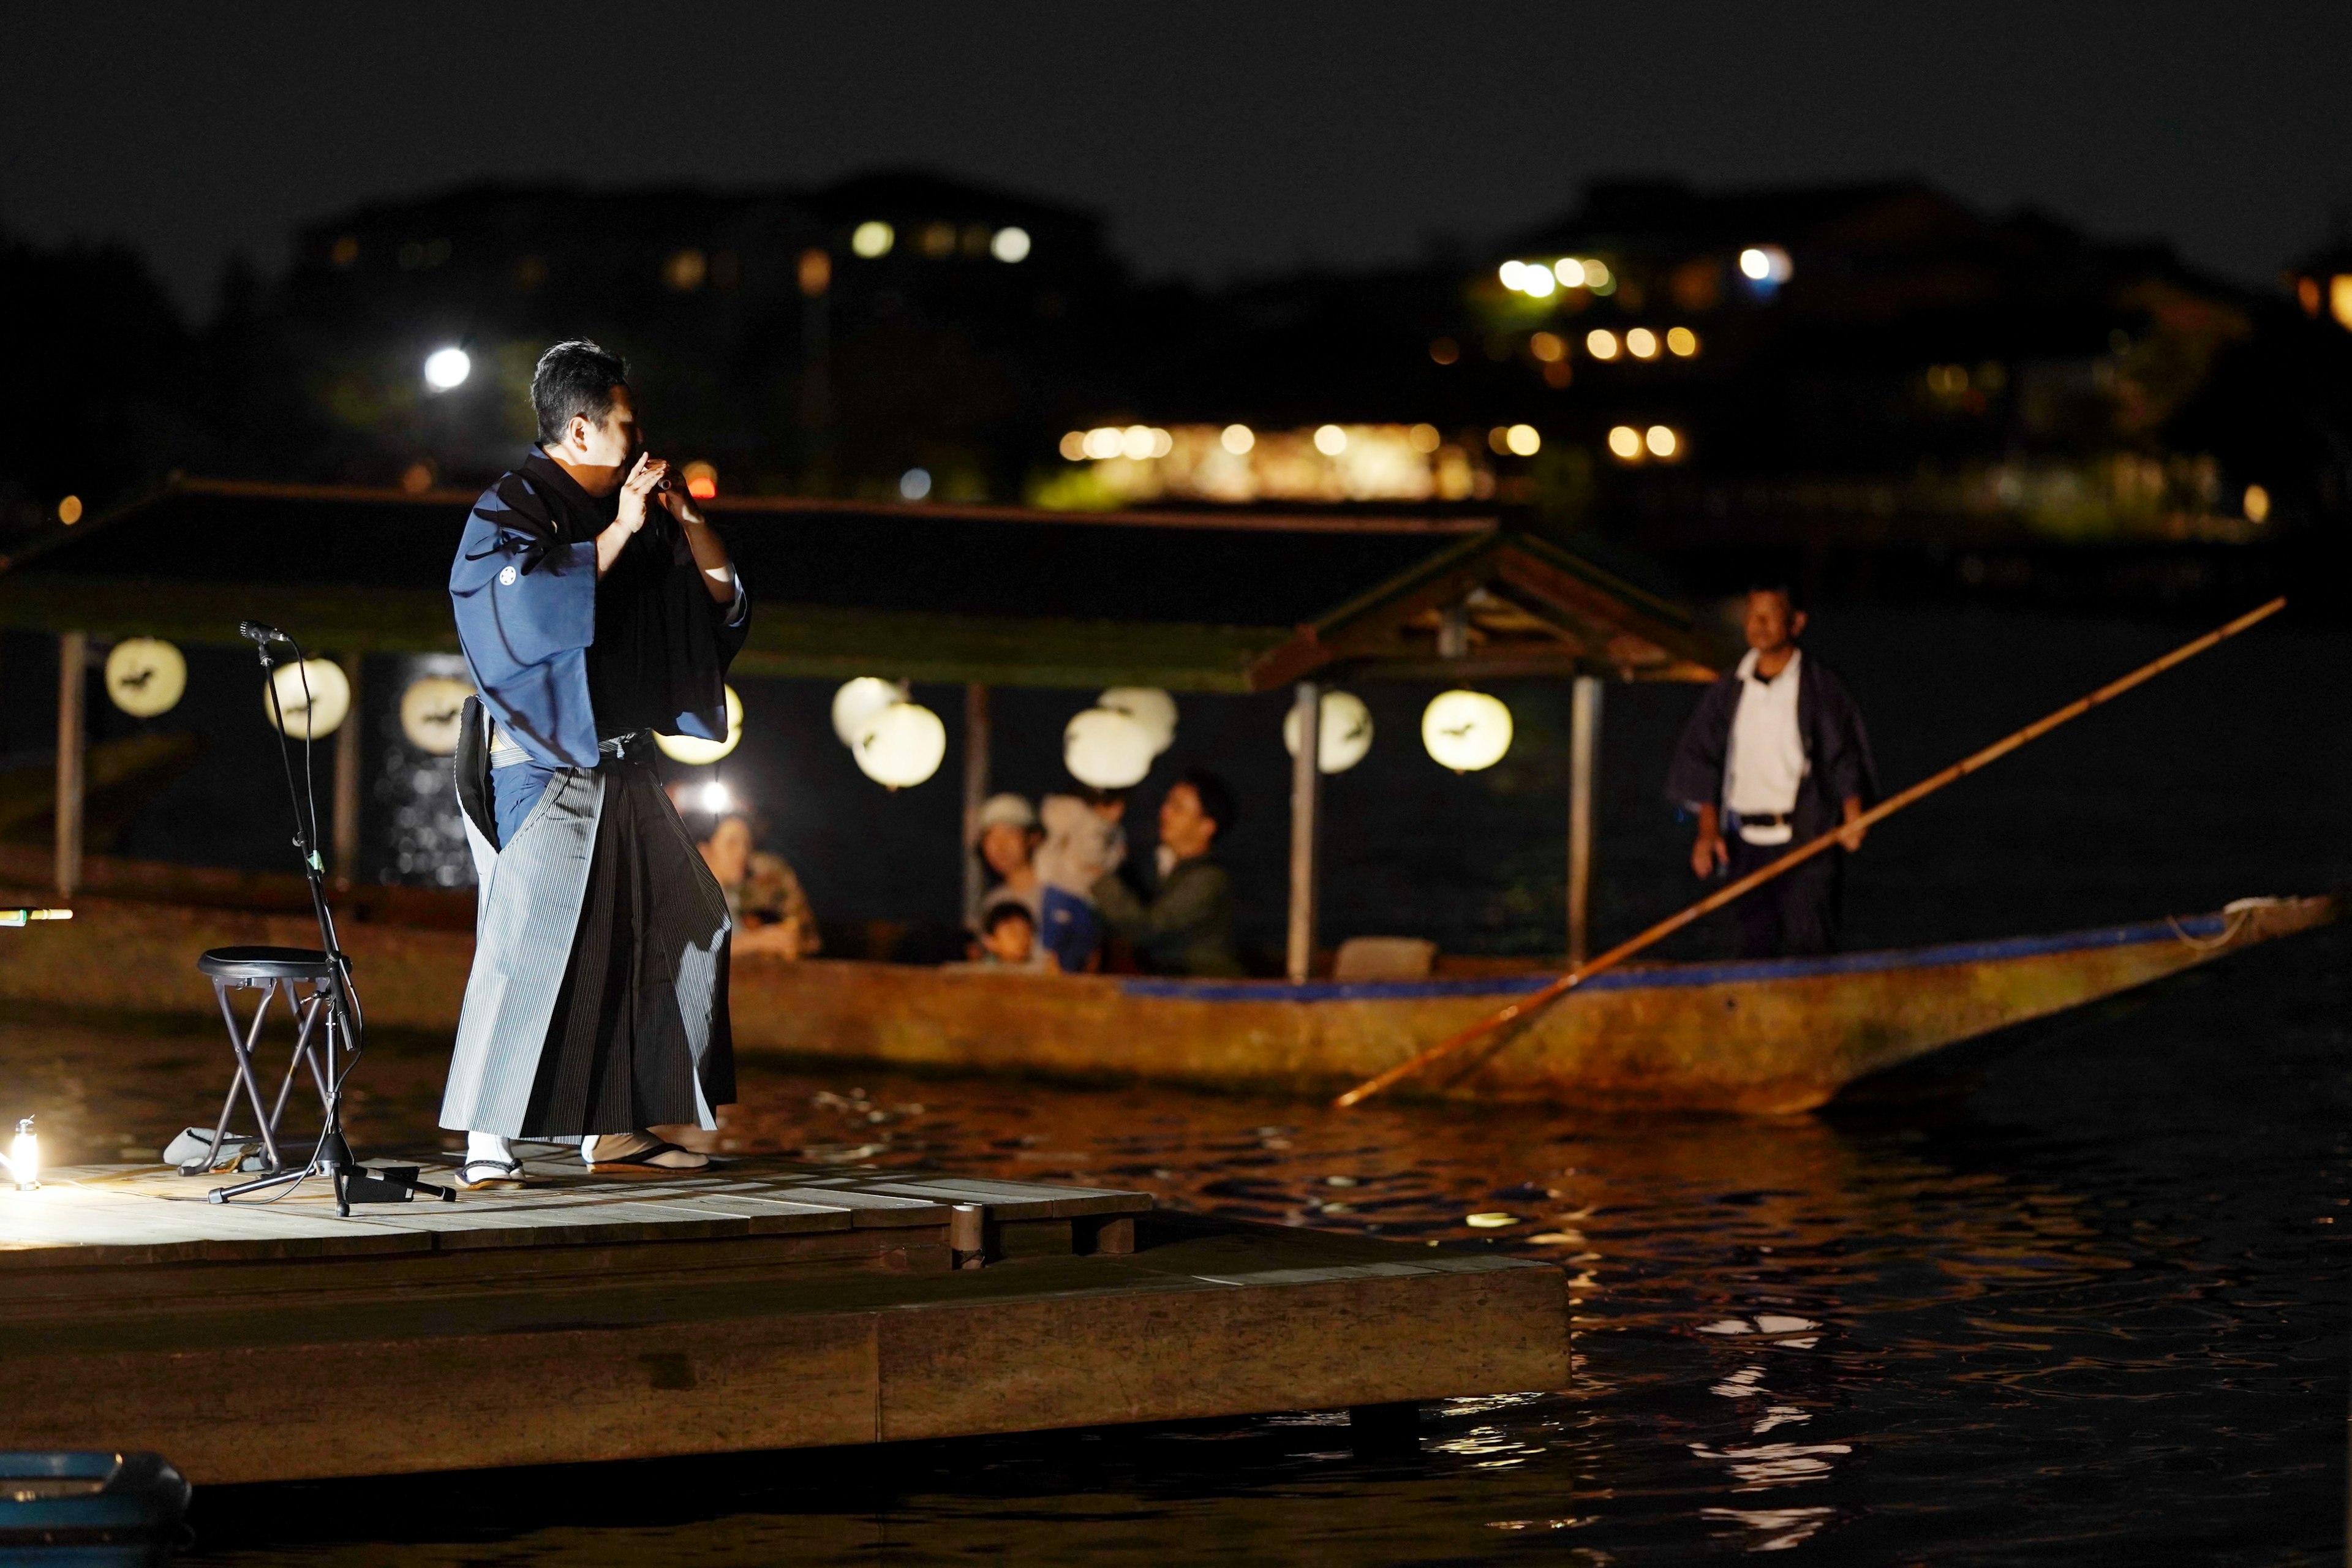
[655,685,744,764]
[265,659,352,741]
[6,1118,36,1190]
[1064,707,1156,788]
[1608,425,1643,461]
[1740,247,1770,281]
[854,702,947,788]
[1553,257,1586,287]
[990,226,1031,263]
[1220,423,1255,454]
[104,638,187,718]
[1082,426,1123,460]
[1645,424,1679,458]
[1586,330,1620,361]
[1505,424,1541,456]
[1520,267,1555,299]
[1421,690,1513,773]
[698,780,734,813]
[1147,428,1173,458]
[1498,260,1528,290]
[900,467,932,500]
[1740,244,1792,284]
[852,221,895,258]
[1284,688,1373,774]
[1626,328,1659,360]
[831,677,902,745]
[1314,424,1349,456]
[423,347,471,390]
[1119,425,1156,461]
[1097,687,1178,755]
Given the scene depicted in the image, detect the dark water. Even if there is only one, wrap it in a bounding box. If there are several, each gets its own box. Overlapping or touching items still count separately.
[2,605,2346,1562]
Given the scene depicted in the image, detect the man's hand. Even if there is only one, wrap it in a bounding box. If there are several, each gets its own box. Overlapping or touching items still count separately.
[598,453,668,575]
[1837,796,1868,853]
[655,479,704,529]
[1691,804,1728,879]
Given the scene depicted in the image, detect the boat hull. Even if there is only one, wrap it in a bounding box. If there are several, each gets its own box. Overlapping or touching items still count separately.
[726,897,2340,1113]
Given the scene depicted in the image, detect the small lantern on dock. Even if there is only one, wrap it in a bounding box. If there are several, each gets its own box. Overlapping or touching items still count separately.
[1420,690,1513,772]
[853,702,947,788]
[3,1117,37,1190]
[1285,688,1373,774]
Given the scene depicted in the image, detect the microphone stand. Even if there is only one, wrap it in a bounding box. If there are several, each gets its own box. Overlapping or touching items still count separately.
[210,628,454,1216]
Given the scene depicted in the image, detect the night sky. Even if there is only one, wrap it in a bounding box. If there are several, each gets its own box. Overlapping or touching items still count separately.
[9,1,2348,315]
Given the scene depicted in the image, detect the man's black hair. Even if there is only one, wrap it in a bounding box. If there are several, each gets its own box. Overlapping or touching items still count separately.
[981,902,1034,936]
[532,340,629,445]
[1746,579,1806,614]
[1178,769,1237,838]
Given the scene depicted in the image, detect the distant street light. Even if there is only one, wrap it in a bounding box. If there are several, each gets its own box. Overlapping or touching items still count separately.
[423,347,471,390]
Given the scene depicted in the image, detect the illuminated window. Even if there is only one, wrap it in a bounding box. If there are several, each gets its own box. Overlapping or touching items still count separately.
[663,249,708,291]
[1529,331,1566,363]
[1430,337,1460,365]
[1645,425,1678,459]
[1586,330,1620,361]
[1625,328,1659,360]
[1607,426,1643,462]
[1666,326,1699,357]
[1505,424,1541,456]
[851,221,895,258]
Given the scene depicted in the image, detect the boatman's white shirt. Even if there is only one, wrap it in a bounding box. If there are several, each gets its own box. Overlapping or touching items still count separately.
[1725,647,1807,845]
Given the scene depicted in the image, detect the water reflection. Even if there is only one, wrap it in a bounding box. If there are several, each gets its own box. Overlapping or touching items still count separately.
[1,924,2342,1563]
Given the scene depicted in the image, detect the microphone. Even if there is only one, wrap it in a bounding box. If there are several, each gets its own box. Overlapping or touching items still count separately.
[239,622,289,645]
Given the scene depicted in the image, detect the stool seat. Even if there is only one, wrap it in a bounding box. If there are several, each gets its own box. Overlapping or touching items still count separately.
[197,946,337,982]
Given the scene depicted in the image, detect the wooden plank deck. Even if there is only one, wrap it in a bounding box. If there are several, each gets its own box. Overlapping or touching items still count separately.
[0,1158,1569,1484]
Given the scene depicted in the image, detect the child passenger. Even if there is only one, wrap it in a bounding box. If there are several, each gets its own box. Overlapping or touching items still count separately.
[1033,788,1128,973]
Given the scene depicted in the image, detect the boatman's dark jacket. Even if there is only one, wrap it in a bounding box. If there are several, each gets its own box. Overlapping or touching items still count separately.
[1092,856,1245,978]
[440,451,750,1139]
[1664,650,1879,840]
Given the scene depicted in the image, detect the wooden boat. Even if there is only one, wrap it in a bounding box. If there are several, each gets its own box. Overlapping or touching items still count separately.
[726,895,2340,1114]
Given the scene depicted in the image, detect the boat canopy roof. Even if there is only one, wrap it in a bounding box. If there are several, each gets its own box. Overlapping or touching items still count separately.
[0,479,1729,690]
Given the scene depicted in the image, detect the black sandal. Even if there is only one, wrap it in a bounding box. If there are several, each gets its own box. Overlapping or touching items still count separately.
[584,1139,709,1173]
[456,1158,529,1189]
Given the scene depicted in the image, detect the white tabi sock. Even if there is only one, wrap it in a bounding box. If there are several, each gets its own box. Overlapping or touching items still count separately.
[466,1131,514,1166]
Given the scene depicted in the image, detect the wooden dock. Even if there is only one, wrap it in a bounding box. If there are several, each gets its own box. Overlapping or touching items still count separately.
[0,1157,1569,1485]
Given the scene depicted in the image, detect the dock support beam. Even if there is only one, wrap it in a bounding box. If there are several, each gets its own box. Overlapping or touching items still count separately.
[332,653,362,887]
[1286,681,1321,984]
[1567,674,1601,965]
[962,683,990,927]
[55,631,86,898]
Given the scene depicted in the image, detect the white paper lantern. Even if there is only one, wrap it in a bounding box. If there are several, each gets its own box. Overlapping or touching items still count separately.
[398,675,476,755]
[1096,686,1178,756]
[1283,688,1374,774]
[853,701,946,788]
[831,677,902,745]
[656,685,744,764]
[264,659,351,741]
[1064,707,1156,789]
[104,638,186,718]
[1420,689,1513,772]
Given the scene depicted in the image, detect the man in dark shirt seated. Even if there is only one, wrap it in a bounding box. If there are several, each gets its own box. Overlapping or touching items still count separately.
[1091,771,1245,978]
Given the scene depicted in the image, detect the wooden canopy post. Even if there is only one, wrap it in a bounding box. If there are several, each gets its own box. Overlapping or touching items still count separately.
[1566,674,1602,965]
[962,682,990,927]
[1286,681,1322,984]
[54,631,86,897]
[331,653,363,887]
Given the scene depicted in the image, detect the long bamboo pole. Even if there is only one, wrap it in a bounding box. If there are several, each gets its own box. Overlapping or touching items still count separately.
[1333,596,2288,1109]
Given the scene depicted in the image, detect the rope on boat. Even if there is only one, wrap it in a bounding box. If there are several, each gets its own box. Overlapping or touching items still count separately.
[2166,897,2277,952]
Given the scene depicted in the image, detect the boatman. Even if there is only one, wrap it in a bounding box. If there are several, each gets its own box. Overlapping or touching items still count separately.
[441,340,750,1189]
[1665,584,1876,958]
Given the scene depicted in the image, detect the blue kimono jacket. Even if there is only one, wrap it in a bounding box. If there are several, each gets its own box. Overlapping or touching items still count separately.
[450,451,747,766]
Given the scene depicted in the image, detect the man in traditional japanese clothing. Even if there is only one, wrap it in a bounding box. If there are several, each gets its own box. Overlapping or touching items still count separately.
[442,341,749,1189]
[1665,585,1875,958]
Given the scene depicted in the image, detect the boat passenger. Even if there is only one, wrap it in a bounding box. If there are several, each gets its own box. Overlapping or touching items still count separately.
[698,812,818,960]
[1665,583,1877,958]
[1091,771,1245,978]
[1034,788,1128,972]
[974,792,1044,927]
[441,339,748,1189]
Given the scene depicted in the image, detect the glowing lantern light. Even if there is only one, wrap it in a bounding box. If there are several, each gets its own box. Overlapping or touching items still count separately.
[989,226,1031,262]
[1498,260,1528,290]
[1119,425,1156,460]
[265,660,351,741]
[399,674,477,755]
[1608,425,1644,461]
[853,701,946,788]
[1586,329,1620,361]
[4,1117,36,1190]
[1739,244,1792,284]
[1421,689,1513,773]
[899,467,932,500]
[1314,424,1349,456]
[58,495,83,525]
[1220,423,1255,454]
[1626,327,1659,359]
[104,638,186,718]
[1645,425,1679,459]
[1583,260,1615,293]
[1059,431,1087,460]
[1063,707,1156,789]
[1667,326,1700,357]
[1505,424,1542,456]
[655,685,744,764]
[1553,257,1587,287]
[851,221,895,258]
[423,347,471,390]
[2243,484,2271,524]
[1283,688,1373,774]
[1520,266,1555,299]
[1097,687,1178,755]
[1082,427,1123,460]
[698,780,734,813]
[832,677,902,744]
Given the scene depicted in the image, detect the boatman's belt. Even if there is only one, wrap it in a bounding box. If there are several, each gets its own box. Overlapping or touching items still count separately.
[1732,810,1792,829]
[488,721,654,769]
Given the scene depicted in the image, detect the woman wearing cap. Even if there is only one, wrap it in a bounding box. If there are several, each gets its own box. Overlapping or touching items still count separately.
[974,793,1044,927]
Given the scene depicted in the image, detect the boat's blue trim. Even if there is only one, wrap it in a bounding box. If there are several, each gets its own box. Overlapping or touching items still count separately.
[1115,913,2228,1004]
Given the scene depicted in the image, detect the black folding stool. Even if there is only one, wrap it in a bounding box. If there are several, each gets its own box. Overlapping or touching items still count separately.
[184,944,343,1176]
